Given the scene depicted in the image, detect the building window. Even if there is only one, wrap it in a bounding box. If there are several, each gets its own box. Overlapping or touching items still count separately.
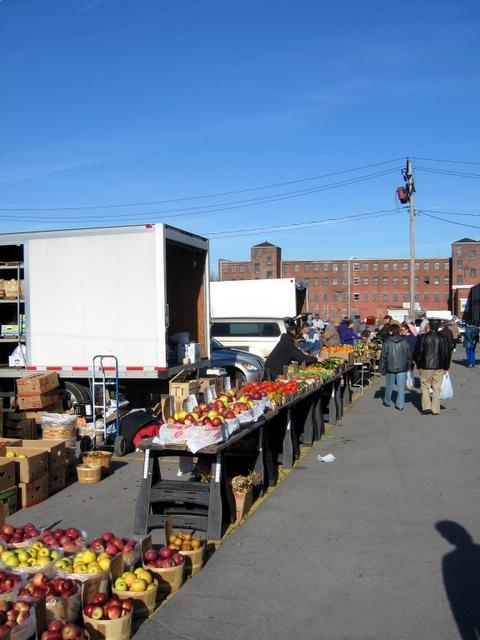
[434,262,440,270]
[382,293,388,301]
[322,278,329,286]
[313,263,319,272]
[444,276,449,284]
[313,278,319,286]
[231,265,237,273]
[332,278,338,285]
[415,293,420,301]
[415,276,420,285]
[392,263,398,271]
[372,277,379,285]
[434,293,440,301]
[392,277,398,285]
[363,293,369,301]
[284,264,289,273]
[392,293,398,302]
[424,293,430,301]
[382,277,388,285]
[266,271,272,279]
[304,279,310,286]
[469,249,477,260]
[341,263,347,272]
[353,277,360,285]
[332,264,338,272]
[363,277,369,285]
[294,264,300,273]
[383,263,389,271]
[402,293,408,301]
[313,293,319,302]
[424,276,430,285]
[424,262,429,270]
[470,268,477,278]
[456,261,463,269]
[323,293,328,301]
[402,276,408,285]
[373,263,379,271]
[433,276,440,284]
[332,293,338,301]
[353,293,360,302]
[353,262,360,271]
[456,246,463,255]
[323,263,329,272]
[254,263,260,272]
[414,262,420,270]
[239,265,245,273]
[265,255,272,265]
[456,275,463,284]
[363,263,369,271]
[341,278,348,285]
[254,249,261,258]
[402,262,409,271]
[373,293,379,301]
[443,262,449,270]
[444,293,449,302]
[223,264,230,273]
[304,263,310,272]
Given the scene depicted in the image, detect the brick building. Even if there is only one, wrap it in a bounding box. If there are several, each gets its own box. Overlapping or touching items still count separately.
[450,238,480,317]
[218,241,453,321]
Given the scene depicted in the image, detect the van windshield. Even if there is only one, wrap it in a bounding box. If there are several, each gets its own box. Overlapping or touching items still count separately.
[211,322,281,338]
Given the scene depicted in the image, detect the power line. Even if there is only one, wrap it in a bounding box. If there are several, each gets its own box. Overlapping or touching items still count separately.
[418,208,480,217]
[414,156,480,165]
[0,158,403,212]
[421,212,480,230]
[416,166,480,179]
[0,168,400,222]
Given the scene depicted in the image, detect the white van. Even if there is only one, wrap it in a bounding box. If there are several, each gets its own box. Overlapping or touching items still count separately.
[210,318,287,359]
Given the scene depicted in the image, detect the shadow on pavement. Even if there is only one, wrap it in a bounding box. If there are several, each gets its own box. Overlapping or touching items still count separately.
[436,520,480,640]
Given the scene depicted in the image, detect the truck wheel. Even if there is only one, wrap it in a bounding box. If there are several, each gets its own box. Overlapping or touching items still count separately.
[64,381,91,408]
[114,435,128,457]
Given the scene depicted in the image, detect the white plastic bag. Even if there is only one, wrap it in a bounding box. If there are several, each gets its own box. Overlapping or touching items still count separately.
[439,373,453,400]
[406,370,414,390]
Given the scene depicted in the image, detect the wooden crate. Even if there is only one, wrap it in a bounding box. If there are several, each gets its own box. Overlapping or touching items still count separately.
[16,372,59,396]
[18,473,49,508]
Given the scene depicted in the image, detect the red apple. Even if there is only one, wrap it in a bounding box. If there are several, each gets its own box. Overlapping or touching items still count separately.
[172,553,185,565]
[112,538,124,551]
[120,599,133,613]
[54,529,65,540]
[66,528,79,540]
[88,606,104,620]
[107,606,122,620]
[100,531,114,542]
[83,605,95,618]
[62,623,81,639]
[144,549,157,563]
[159,546,173,559]
[92,593,108,605]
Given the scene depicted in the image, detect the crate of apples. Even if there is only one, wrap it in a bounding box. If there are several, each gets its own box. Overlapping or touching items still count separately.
[0,600,34,637]
[42,528,86,555]
[19,573,80,623]
[1,543,60,572]
[88,532,138,567]
[169,531,204,577]
[0,572,22,599]
[55,549,111,576]
[112,568,157,619]
[0,523,42,547]
[83,594,132,640]
[142,547,184,594]
[40,620,88,640]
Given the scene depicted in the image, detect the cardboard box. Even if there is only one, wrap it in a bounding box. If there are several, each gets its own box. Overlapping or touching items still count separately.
[48,466,66,495]
[0,459,16,492]
[17,390,62,411]
[13,400,65,425]
[4,447,49,483]
[0,485,19,515]
[19,473,49,508]
[16,372,59,396]
[8,439,66,471]
[5,418,38,440]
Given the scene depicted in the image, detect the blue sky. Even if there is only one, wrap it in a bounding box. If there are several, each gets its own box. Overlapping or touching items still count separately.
[0,0,479,271]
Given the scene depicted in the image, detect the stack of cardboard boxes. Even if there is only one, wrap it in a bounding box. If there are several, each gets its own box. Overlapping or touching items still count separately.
[0,438,67,512]
[3,372,64,440]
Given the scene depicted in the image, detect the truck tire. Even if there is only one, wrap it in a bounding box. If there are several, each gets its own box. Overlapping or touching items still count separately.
[114,435,128,457]
[64,381,91,407]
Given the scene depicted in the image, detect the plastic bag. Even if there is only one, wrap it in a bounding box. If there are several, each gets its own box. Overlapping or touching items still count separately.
[155,423,194,446]
[186,426,223,454]
[439,373,453,400]
[406,370,415,391]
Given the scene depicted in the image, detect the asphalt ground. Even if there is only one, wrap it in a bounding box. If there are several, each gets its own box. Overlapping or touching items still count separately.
[7,353,480,639]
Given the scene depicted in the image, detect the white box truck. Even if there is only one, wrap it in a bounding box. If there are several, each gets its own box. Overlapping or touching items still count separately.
[0,223,210,405]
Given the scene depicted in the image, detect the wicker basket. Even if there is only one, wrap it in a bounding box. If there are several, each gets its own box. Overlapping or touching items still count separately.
[82,452,113,473]
[179,546,204,577]
[83,610,132,640]
[77,464,102,484]
[112,581,158,620]
[142,562,184,595]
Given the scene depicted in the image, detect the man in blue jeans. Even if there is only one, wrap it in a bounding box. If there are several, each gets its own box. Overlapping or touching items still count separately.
[463,322,479,367]
[380,323,412,410]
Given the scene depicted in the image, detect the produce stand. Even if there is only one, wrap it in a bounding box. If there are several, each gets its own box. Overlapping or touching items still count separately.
[133,366,353,540]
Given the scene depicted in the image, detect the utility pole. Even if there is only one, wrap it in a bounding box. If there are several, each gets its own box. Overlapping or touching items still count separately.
[347,257,351,319]
[402,158,416,319]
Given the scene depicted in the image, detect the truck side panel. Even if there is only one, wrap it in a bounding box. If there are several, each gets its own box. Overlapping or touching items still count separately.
[211,278,298,318]
[27,229,165,368]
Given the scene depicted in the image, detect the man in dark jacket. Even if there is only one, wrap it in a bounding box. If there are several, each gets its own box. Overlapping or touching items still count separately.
[264,325,318,380]
[413,319,451,415]
[376,315,393,340]
[380,323,412,410]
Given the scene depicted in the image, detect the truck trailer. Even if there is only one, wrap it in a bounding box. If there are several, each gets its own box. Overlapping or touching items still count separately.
[0,223,210,411]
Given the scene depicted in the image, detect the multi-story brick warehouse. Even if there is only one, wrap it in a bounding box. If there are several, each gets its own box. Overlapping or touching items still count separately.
[218,241,457,320]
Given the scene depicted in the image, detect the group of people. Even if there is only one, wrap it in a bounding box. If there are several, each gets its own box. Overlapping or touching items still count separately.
[379,314,479,414]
